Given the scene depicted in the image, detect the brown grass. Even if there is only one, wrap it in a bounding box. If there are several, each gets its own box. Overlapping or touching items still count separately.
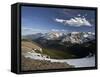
[21,41,42,53]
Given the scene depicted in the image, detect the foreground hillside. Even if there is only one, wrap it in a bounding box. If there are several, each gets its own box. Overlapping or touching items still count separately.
[21,40,74,71]
[22,39,75,59]
[21,56,74,71]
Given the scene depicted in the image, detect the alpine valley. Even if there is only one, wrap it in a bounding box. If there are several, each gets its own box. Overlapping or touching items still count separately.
[22,31,96,59]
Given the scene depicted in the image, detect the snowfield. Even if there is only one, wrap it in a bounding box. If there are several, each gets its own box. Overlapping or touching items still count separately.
[22,51,95,68]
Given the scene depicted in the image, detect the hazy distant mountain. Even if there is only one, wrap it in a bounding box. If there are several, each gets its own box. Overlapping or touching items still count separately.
[22,33,44,40]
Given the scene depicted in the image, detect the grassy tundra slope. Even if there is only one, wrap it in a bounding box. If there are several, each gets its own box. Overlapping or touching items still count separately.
[21,39,74,59]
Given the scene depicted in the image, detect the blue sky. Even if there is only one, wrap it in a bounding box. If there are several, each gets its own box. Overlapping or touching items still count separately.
[21,6,95,35]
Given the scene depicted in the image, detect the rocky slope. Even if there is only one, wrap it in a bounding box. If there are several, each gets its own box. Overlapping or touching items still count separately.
[21,56,74,71]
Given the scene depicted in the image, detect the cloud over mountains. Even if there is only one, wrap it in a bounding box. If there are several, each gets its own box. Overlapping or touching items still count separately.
[55,17,92,27]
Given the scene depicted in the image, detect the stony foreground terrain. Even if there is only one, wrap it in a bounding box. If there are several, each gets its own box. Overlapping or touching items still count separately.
[21,56,74,71]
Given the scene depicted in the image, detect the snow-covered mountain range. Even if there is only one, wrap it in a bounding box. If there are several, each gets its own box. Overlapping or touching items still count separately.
[23,32,95,44]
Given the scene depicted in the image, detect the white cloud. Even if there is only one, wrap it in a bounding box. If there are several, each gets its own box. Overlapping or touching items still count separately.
[77,14,81,16]
[55,17,92,27]
[22,27,44,32]
[51,29,59,32]
[55,18,65,23]
[22,27,33,31]
[22,27,50,35]
[51,29,68,32]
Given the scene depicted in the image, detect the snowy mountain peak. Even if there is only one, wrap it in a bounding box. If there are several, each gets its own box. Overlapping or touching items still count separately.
[62,32,95,44]
[44,32,63,40]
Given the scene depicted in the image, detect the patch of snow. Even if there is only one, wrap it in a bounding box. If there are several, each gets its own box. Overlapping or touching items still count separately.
[22,51,95,68]
[83,34,88,38]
